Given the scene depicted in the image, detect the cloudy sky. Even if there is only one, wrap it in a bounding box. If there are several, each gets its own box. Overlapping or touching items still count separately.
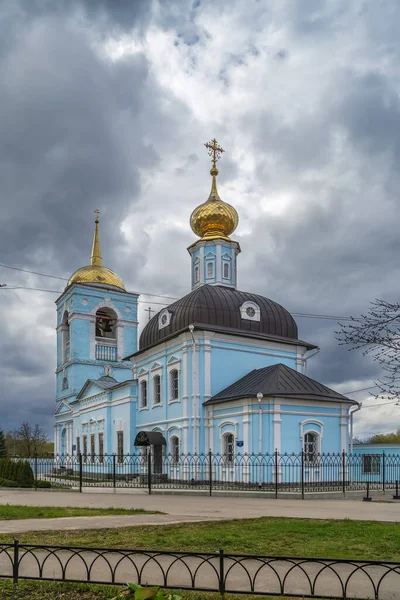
[1,0,400,439]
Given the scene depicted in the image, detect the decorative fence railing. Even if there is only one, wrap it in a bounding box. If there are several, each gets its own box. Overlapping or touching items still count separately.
[2,541,400,599]
[16,451,400,497]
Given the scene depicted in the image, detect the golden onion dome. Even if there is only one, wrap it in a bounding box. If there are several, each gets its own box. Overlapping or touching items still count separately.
[190,139,239,242]
[67,211,125,291]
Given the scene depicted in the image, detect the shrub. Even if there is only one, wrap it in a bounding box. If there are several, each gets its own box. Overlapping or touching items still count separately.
[0,459,34,487]
[0,477,19,487]
[35,480,51,488]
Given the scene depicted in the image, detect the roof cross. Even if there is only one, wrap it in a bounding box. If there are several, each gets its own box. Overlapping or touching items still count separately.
[204,138,224,168]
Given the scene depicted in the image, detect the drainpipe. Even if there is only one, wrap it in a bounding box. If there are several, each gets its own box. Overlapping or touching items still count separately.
[349,402,362,454]
[303,348,320,375]
[257,392,263,486]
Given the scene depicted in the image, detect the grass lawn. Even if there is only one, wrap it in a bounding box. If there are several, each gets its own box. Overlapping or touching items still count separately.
[0,580,322,600]
[0,504,160,520]
[0,517,399,560]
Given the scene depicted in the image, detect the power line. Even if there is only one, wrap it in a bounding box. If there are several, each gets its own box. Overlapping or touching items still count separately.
[0,262,354,320]
[0,284,355,322]
[0,263,68,281]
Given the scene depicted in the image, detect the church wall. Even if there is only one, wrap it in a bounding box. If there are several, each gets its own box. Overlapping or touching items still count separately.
[209,343,297,396]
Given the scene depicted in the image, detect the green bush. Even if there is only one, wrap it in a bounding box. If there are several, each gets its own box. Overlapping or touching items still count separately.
[35,480,51,488]
[0,477,19,487]
[0,459,34,487]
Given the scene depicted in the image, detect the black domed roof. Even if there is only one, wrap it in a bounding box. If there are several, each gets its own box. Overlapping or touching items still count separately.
[136,285,314,355]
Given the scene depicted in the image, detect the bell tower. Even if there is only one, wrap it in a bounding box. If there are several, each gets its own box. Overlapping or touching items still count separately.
[54,212,139,454]
[188,139,241,290]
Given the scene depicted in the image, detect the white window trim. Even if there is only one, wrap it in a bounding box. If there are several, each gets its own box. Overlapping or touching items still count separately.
[206,261,215,279]
[152,374,162,407]
[139,377,149,411]
[240,300,261,322]
[303,429,322,463]
[168,367,180,403]
[158,309,172,330]
[222,262,231,280]
[300,419,324,440]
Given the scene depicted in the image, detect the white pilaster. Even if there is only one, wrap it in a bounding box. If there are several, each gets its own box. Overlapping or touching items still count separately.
[199,246,205,284]
[216,242,222,283]
[273,399,282,453]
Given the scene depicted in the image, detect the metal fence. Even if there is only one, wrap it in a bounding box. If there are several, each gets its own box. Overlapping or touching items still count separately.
[1,540,400,599]
[16,451,400,497]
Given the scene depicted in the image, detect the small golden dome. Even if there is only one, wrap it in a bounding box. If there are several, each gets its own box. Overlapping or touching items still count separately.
[190,161,239,241]
[67,265,125,290]
[67,210,125,291]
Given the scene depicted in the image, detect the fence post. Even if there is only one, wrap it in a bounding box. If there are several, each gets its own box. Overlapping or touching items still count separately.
[301,450,305,500]
[147,447,152,495]
[342,450,346,496]
[113,454,116,489]
[274,450,278,499]
[209,449,212,497]
[34,453,38,489]
[79,453,83,493]
[219,549,225,596]
[382,451,386,494]
[13,539,19,584]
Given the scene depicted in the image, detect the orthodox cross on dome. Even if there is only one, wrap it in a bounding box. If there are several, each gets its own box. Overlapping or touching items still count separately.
[94,208,100,223]
[204,138,224,169]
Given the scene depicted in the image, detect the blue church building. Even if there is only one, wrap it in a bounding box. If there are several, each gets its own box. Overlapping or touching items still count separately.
[54,140,359,477]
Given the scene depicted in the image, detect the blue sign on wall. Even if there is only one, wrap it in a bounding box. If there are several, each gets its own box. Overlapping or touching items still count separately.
[236,441,244,447]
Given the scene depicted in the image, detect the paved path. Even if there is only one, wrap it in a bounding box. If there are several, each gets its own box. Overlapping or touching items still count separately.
[0,547,398,599]
[0,490,398,532]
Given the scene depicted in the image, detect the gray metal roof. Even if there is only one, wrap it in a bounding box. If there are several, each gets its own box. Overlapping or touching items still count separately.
[204,363,354,405]
[134,285,315,355]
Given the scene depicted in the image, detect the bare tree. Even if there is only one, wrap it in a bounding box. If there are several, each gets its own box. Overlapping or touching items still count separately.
[10,422,49,456]
[336,299,400,399]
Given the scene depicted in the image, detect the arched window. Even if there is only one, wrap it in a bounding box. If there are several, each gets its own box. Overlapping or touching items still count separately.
[62,377,68,390]
[223,433,234,465]
[153,375,161,405]
[169,369,179,400]
[223,262,230,279]
[170,436,180,464]
[140,380,148,408]
[95,308,117,340]
[62,311,70,363]
[304,432,319,464]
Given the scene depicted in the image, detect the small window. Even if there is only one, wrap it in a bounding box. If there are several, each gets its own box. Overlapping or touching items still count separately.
[117,431,124,463]
[194,265,200,283]
[62,377,68,390]
[304,432,319,464]
[207,262,214,278]
[362,454,381,475]
[170,369,179,400]
[223,263,230,279]
[98,433,104,464]
[223,433,234,464]
[82,435,88,464]
[170,436,180,464]
[140,380,148,408]
[90,434,95,464]
[153,375,161,405]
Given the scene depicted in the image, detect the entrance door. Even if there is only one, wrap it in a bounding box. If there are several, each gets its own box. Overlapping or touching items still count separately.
[153,445,163,475]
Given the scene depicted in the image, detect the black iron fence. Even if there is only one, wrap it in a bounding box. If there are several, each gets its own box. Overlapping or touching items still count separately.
[14,451,400,497]
[2,540,400,599]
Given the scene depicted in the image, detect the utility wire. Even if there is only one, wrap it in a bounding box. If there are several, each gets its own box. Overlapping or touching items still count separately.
[0,262,355,319]
[0,284,354,321]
